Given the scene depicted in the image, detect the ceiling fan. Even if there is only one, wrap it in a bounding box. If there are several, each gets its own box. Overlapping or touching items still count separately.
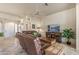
[32,3,48,16]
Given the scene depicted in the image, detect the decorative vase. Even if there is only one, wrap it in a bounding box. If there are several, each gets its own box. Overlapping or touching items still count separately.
[66,39,71,45]
[67,41,71,45]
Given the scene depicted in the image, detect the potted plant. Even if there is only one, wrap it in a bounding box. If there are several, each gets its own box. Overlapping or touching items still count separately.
[0,32,4,39]
[62,28,74,45]
[0,32,4,37]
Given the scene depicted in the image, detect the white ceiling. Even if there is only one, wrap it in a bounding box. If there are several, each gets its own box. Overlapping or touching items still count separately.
[0,3,75,18]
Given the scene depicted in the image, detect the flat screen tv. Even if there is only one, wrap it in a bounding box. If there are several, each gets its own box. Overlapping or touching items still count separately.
[48,24,60,32]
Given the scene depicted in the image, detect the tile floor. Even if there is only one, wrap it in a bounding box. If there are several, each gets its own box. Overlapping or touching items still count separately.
[0,37,79,55]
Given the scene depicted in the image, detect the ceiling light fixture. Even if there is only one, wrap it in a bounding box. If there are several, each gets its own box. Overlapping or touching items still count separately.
[31,3,48,17]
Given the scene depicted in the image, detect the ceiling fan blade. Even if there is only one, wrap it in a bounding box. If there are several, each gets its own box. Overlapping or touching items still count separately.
[34,11,39,15]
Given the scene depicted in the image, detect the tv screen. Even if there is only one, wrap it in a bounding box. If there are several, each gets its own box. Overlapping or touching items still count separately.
[48,24,60,32]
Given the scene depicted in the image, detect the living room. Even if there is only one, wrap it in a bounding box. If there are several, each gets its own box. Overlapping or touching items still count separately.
[0,3,79,55]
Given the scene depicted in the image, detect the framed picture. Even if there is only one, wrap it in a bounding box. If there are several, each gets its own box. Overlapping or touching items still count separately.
[32,24,35,29]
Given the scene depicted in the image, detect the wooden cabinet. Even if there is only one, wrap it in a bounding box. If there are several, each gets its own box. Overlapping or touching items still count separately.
[46,32,61,43]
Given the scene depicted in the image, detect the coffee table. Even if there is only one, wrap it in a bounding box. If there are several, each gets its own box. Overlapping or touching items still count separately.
[45,43,64,55]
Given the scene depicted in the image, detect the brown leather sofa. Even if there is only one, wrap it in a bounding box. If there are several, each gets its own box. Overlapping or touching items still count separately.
[22,31,41,37]
[16,32,51,55]
[22,31,51,49]
[22,31,37,34]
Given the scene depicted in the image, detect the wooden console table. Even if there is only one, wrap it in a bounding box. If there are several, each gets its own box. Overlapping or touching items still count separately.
[46,32,61,42]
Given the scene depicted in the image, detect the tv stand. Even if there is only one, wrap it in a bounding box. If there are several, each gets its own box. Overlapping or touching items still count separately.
[46,32,61,43]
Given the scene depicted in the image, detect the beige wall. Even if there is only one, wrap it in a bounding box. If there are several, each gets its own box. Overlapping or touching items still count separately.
[76,4,79,50]
[31,17,41,29]
[41,8,76,45]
